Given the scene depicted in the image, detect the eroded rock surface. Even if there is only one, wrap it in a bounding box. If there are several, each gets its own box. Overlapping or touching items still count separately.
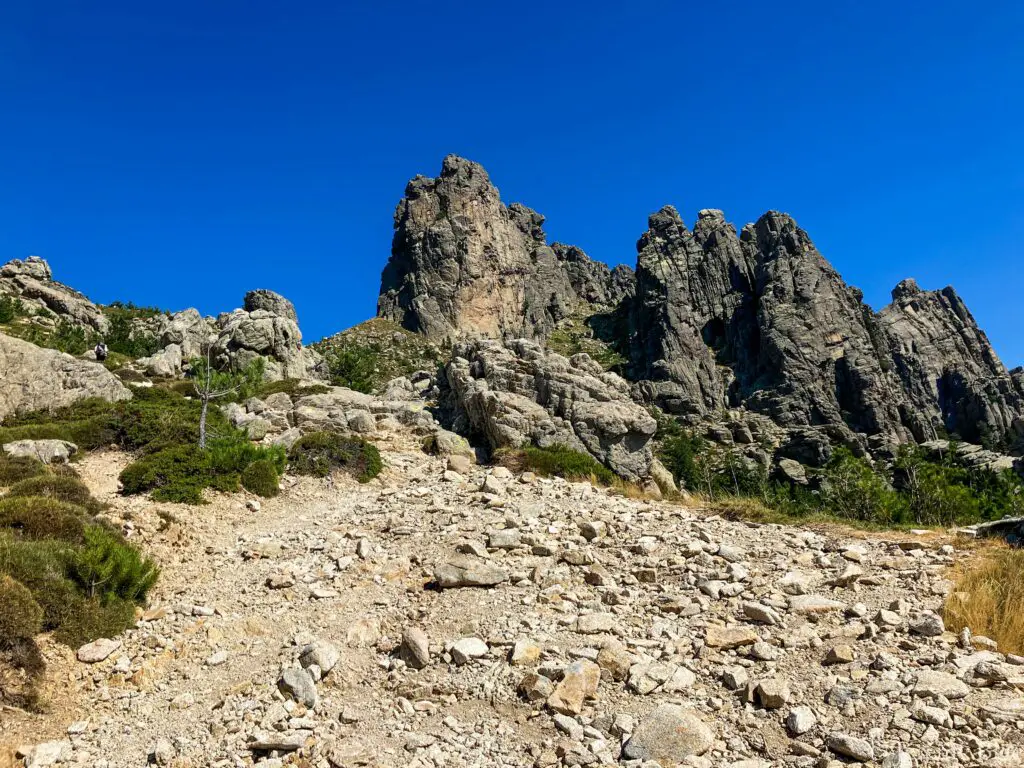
[0,334,130,421]
[440,338,657,482]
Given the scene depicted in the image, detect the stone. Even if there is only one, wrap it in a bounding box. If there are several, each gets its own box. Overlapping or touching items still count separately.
[705,625,758,649]
[300,640,341,674]
[346,617,381,647]
[278,668,318,708]
[509,638,541,667]
[755,679,791,709]
[909,612,945,637]
[743,602,782,625]
[451,637,488,665]
[76,638,121,664]
[400,627,431,669]
[547,659,600,715]
[622,705,714,763]
[433,559,509,588]
[576,613,616,634]
[826,733,874,762]
[824,645,856,665]
[786,706,817,735]
[2,439,77,464]
[518,672,554,703]
[913,670,969,700]
[596,640,632,681]
[0,334,131,423]
[788,595,845,615]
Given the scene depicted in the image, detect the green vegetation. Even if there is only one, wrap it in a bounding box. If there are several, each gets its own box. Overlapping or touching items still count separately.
[0,295,29,324]
[658,417,1024,528]
[0,496,90,542]
[241,458,281,497]
[497,443,616,485]
[547,314,628,372]
[0,574,44,641]
[0,480,158,651]
[257,379,331,399]
[288,431,382,482]
[102,302,164,359]
[0,453,47,485]
[7,475,104,514]
[119,440,285,504]
[313,318,443,394]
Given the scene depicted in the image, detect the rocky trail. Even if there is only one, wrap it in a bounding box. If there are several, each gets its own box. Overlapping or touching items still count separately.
[3,426,1024,768]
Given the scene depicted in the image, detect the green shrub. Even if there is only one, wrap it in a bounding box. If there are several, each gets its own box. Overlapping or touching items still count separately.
[0,532,146,646]
[67,525,160,603]
[325,347,376,393]
[289,432,383,482]
[258,379,331,398]
[501,444,616,485]
[0,496,89,542]
[658,431,708,492]
[119,444,211,504]
[7,475,103,514]
[0,295,28,324]
[103,306,161,359]
[54,595,138,647]
[119,438,286,504]
[241,459,280,497]
[0,454,47,485]
[0,575,44,641]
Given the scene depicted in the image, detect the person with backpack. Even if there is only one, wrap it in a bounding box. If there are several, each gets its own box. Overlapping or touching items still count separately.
[94,342,108,361]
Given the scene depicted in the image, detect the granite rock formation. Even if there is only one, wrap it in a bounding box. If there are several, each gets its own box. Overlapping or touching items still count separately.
[378,155,624,340]
[212,290,325,382]
[0,333,131,421]
[378,157,1024,469]
[0,256,109,333]
[439,338,658,483]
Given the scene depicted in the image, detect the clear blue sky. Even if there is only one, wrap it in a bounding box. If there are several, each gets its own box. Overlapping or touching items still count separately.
[1,2,1021,365]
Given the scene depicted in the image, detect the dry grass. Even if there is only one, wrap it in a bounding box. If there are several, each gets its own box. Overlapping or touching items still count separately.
[944,541,1024,655]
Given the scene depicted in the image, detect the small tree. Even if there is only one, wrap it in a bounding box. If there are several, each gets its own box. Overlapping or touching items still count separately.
[189,346,264,449]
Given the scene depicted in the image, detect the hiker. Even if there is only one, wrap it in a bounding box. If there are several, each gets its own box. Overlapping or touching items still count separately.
[94,342,108,361]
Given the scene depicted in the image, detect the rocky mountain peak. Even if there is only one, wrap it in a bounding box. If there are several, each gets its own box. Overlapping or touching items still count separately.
[378,155,630,341]
[0,255,53,281]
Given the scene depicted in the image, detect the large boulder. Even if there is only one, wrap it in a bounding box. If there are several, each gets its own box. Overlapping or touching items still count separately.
[0,334,131,421]
[212,290,324,382]
[441,338,657,482]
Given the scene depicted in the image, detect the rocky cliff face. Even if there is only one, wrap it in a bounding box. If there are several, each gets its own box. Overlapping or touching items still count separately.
[0,256,109,333]
[878,280,1024,446]
[378,155,624,340]
[378,157,1024,466]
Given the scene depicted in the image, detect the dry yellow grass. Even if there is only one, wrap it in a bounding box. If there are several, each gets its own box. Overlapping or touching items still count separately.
[944,541,1024,655]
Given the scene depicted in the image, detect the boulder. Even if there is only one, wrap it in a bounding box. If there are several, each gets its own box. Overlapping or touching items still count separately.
[441,338,657,482]
[0,334,131,422]
[3,439,77,464]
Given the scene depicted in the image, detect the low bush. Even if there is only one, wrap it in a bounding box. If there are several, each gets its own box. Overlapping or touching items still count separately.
[0,575,44,642]
[0,496,89,542]
[499,444,616,485]
[0,295,29,324]
[241,458,281,497]
[0,528,154,648]
[0,454,47,485]
[67,525,160,603]
[944,544,1024,655]
[7,475,103,514]
[120,439,286,504]
[325,347,376,393]
[289,432,383,482]
[258,379,331,398]
[119,444,211,504]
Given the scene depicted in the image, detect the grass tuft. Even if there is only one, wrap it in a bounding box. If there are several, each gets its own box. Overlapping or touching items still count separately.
[944,544,1024,655]
[289,432,382,482]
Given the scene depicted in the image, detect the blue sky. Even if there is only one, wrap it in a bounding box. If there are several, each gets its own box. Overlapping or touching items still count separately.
[1,1,1021,365]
